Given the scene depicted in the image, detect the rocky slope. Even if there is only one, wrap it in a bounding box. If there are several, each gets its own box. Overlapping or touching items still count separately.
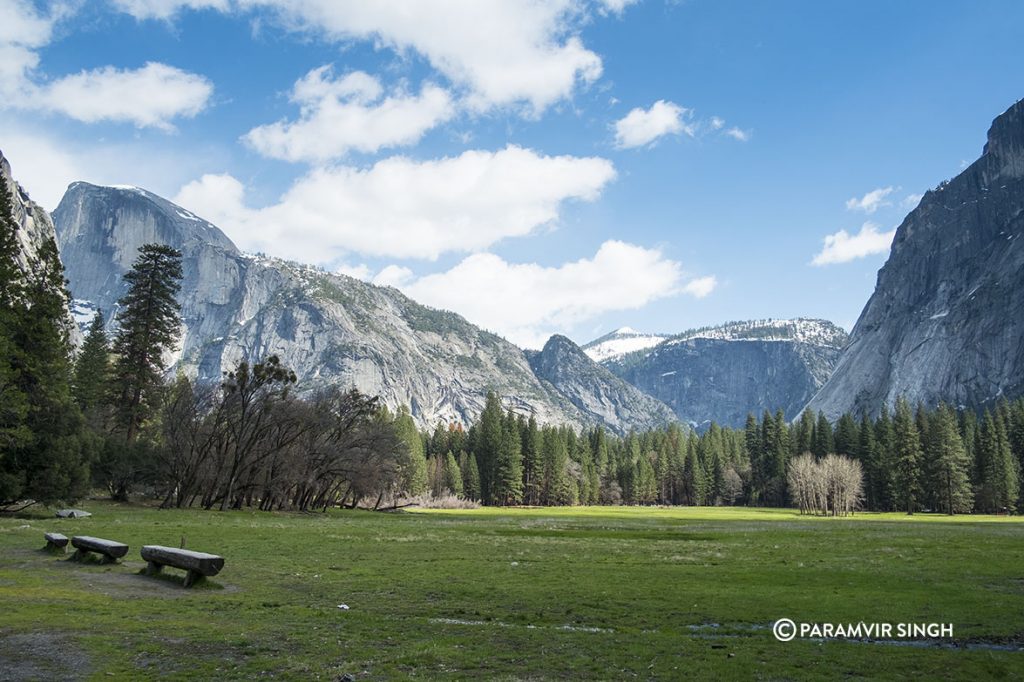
[602,319,847,428]
[53,182,660,433]
[1,150,78,344]
[528,335,676,433]
[804,99,1024,419]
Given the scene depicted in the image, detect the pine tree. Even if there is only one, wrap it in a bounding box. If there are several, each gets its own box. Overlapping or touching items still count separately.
[491,410,523,505]
[395,406,428,496]
[443,451,463,496]
[476,391,503,504]
[110,244,183,441]
[522,415,542,505]
[460,452,481,501]
[813,412,834,458]
[856,414,878,509]
[874,407,896,510]
[978,411,1018,513]
[834,413,858,457]
[893,398,922,514]
[0,177,88,505]
[72,310,111,417]
[928,404,973,514]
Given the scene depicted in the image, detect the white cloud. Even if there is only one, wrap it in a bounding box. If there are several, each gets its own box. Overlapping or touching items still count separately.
[681,275,717,298]
[845,186,894,214]
[173,145,616,263]
[0,2,213,128]
[614,100,691,149]
[110,0,229,19]
[901,193,923,210]
[709,116,725,130]
[36,62,213,130]
[397,240,686,349]
[335,262,372,281]
[117,0,604,114]
[372,265,414,288]
[724,127,750,142]
[243,66,453,163]
[811,221,895,266]
[597,0,640,15]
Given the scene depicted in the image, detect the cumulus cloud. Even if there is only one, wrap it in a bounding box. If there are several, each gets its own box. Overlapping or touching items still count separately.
[174,145,616,263]
[115,0,604,113]
[395,241,687,349]
[0,1,213,128]
[846,186,894,214]
[36,62,213,130]
[243,66,454,162]
[614,100,691,149]
[811,221,895,266]
[596,0,640,15]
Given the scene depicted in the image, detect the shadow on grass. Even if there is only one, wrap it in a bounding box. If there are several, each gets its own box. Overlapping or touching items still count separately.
[136,568,225,591]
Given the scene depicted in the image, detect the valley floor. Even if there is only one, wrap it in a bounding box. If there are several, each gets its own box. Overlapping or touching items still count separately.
[1,503,1022,679]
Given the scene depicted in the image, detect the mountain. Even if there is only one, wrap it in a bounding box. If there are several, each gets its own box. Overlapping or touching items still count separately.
[581,327,669,363]
[804,99,1024,419]
[527,335,676,433]
[601,319,848,428]
[0,150,78,344]
[52,181,661,434]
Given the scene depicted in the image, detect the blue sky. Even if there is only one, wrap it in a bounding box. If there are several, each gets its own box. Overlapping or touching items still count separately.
[2,1,1023,348]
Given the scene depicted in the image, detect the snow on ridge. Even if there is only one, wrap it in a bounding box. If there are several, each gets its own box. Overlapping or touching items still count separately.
[668,318,846,347]
[584,333,668,363]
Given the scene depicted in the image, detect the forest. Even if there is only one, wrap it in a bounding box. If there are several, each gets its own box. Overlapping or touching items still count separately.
[2,177,1023,516]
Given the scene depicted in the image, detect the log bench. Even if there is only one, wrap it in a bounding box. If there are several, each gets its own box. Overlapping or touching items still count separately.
[70,536,129,563]
[44,532,69,552]
[141,545,225,588]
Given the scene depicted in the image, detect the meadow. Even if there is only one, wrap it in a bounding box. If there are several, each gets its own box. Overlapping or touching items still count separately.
[1,503,1022,680]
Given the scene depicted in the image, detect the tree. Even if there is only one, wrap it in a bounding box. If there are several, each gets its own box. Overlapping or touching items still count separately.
[395,406,428,497]
[72,310,111,418]
[978,410,1018,513]
[0,177,88,507]
[893,398,922,514]
[110,244,183,441]
[927,404,973,514]
[460,452,481,501]
[491,410,523,505]
[443,451,463,496]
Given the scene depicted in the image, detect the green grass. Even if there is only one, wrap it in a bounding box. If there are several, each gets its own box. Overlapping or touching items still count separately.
[1,503,1022,680]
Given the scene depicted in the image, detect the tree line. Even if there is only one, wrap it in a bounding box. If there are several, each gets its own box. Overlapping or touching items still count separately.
[2,195,1022,515]
[425,394,1023,515]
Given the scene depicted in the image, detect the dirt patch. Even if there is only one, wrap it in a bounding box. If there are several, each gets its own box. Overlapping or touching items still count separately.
[0,631,90,681]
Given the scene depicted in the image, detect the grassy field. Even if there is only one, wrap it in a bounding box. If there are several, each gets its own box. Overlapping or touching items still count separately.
[1,503,1022,680]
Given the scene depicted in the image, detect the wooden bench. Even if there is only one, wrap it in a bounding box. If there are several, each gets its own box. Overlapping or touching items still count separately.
[70,536,129,563]
[43,532,69,552]
[141,545,225,588]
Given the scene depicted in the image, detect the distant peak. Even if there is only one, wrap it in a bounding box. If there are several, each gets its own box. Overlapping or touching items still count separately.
[615,326,639,335]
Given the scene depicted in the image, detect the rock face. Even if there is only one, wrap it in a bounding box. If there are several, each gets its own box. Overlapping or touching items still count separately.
[527,335,676,433]
[1,150,78,344]
[601,319,847,428]
[52,182,659,434]
[804,99,1024,419]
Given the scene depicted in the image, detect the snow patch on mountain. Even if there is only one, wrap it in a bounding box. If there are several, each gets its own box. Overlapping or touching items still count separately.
[582,327,669,363]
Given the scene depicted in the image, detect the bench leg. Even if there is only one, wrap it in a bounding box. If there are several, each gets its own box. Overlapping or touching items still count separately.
[145,561,163,576]
[184,570,201,588]
[101,553,117,564]
[71,549,85,562]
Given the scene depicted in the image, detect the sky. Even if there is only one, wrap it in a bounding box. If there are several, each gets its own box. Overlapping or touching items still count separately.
[1,1,1023,349]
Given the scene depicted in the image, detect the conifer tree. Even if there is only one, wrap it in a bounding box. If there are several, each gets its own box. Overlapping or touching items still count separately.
[476,391,503,504]
[979,410,1018,513]
[443,451,463,496]
[522,415,542,505]
[110,244,183,441]
[72,310,111,417]
[491,410,523,505]
[813,412,834,458]
[893,397,922,514]
[928,404,973,514]
[395,406,428,496]
[459,452,481,501]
